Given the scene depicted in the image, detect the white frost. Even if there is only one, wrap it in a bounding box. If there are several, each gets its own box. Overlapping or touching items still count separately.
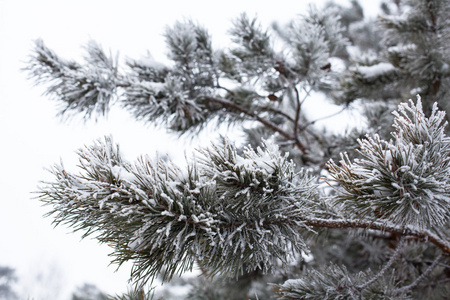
[357,62,395,79]
[111,165,136,182]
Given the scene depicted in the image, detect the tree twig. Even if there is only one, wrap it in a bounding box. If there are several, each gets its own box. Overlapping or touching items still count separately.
[257,105,295,123]
[204,96,307,153]
[357,236,406,291]
[303,217,450,254]
[293,85,301,139]
[393,253,444,295]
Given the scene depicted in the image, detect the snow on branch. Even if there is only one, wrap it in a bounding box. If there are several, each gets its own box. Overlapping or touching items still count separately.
[275,5,347,81]
[328,96,450,228]
[276,263,404,299]
[25,39,120,118]
[356,62,396,79]
[123,76,208,131]
[38,137,319,285]
[36,99,450,292]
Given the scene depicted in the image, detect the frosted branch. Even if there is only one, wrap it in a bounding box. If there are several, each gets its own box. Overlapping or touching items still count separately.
[357,236,405,290]
[302,217,450,254]
[204,96,307,153]
[393,253,445,295]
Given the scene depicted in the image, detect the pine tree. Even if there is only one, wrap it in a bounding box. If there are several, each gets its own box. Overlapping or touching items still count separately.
[25,0,450,298]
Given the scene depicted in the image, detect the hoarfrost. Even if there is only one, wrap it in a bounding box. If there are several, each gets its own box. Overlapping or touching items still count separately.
[161,210,175,217]
[111,165,136,182]
[357,62,395,79]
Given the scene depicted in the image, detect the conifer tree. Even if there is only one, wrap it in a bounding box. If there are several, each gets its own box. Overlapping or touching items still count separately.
[26,0,450,298]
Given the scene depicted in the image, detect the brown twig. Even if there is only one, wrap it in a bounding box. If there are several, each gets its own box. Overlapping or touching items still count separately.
[204,96,307,153]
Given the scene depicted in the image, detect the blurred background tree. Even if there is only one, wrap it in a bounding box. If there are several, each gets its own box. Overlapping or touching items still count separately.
[0,266,19,300]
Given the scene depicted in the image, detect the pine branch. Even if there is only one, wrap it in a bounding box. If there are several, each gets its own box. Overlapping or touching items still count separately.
[302,217,450,254]
[25,39,120,118]
[38,135,450,291]
[256,105,295,123]
[356,236,405,290]
[276,263,401,299]
[328,98,450,228]
[38,137,318,285]
[25,8,349,153]
[393,252,445,295]
[203,96,307,153]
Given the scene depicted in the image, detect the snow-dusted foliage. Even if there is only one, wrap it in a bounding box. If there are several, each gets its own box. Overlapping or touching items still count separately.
[26,5,347,142]
[124,20,220,131]
[124,76,208,131]
[276,264,404,299]
[339,0,450,108]
[270,5,347,85]
[27,40,119,118]
[38,137,318,284]
[328,97,450,228]
[284,5,347,81]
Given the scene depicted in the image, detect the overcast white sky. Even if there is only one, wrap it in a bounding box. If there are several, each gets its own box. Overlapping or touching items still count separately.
[0,0,381,298]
